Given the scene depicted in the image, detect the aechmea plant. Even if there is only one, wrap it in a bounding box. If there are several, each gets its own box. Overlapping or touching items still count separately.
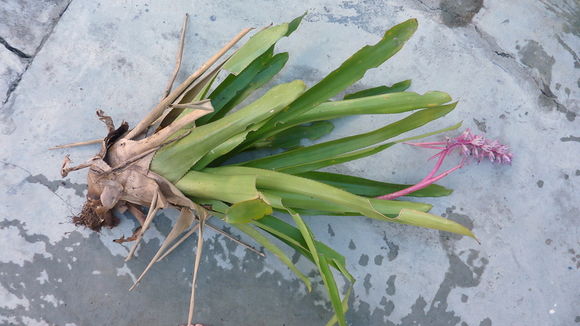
[53,14,510,326]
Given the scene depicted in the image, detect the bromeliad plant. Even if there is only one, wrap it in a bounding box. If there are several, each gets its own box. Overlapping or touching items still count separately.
[54,14,506,326]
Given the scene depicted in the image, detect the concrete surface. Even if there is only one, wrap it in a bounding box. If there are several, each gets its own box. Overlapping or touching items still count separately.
[1,0,578,325]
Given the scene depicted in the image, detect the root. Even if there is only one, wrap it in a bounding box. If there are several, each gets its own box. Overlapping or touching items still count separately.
[113,226,141,244]
[72,200,119,231]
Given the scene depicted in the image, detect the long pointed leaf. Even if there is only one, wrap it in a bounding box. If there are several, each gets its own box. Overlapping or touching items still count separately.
[215,52,290,121]
[152,80,307,181]
[273,142,394,175]
[252,215,347,269]
[197,47,276,124]
[240,104,456,171]
[298,171,453,197]
[274,122,462,175]
[325,285,353,326]
[285,91,451,127]
[204,166,388,221]
[287,208,345,326]
[239,18,419,150]
[344,79,412,100]
[233,223,312,291]
[176,170,260,203]
[225,198,272,224]
[393,209,476,239]
[261,189,431,215]
[223,14,304,74]
[253,121,334,150]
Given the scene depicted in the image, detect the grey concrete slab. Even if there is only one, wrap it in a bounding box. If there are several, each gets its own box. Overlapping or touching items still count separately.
[0,0,72,57]
[0,0,579,325]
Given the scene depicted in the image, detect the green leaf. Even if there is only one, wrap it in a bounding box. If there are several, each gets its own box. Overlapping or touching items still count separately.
[284,91,451,127]
[175,170,260,203]
[286,203,475,239]
[200,199,231,214]
[198,47,275,125]
[393,209,477,239]
[199,50,290,125]
[261,189,431,216]
[192,131,250,170]
[202,201,314,291]
[298,171,453,197]
[221,52,289,116]
[253,121,335,149]
[195,168,472,238]
[272,142,394,175]
[393,121,462,143]
[205,166,390,221]
[252,215,347,269]
[156,61,224,130]
[151,80,307,182]
[239,18,419,150]
[204,197,353,287]
[240,104,457,172]
[325,285,352,326]
[318,255,345,326]
[232,223,312,291]
[223,14,304,74]
[286,208,345,326]
[225,198,272,223]
[344,79,412,99]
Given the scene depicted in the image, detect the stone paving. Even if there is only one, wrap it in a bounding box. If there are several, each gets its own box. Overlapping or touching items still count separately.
[0,1,578,325]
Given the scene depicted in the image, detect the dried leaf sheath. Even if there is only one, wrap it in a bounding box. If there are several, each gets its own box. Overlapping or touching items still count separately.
[56,16,485,326]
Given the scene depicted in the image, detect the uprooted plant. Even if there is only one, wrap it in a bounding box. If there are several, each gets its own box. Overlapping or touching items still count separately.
[53,14,511,326]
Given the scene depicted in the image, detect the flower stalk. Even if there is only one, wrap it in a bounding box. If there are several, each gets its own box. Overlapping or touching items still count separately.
[378,129,512,200]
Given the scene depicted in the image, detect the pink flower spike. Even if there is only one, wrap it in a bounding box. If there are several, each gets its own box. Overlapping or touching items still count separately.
[448,129,513,164]
[378,129,512,200]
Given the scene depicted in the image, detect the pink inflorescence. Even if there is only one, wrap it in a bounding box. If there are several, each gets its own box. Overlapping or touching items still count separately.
[447,129,513,164]
[377,129,512,200]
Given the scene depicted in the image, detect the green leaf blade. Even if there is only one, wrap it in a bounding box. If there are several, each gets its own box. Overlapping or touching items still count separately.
[151,80,307,182]
[223,14,304,74]
[253,121,335,150]
[240,18,419,149]
[391,209,477,240]
[205,166,389,221]
[175,171,260,203]
[225,198,272,224]
[298,171,453,197]
[240,104,456,172]
[233,223,312,291]
[287,91,451,126]
[286,208,345,326]
[343,79,412,99]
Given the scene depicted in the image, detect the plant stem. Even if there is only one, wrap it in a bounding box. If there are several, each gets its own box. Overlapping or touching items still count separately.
[377,162,463,200]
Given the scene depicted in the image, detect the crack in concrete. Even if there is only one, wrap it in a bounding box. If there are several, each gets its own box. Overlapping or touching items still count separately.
[494,51,514,59]
[2,69,28,105]
[473,25,576,122]
[1,0,73,107]
[556,35,580,68]
[560,135,580,142]
[415,0,444,12]
[0,160,76,213]
[0,36,32,58]
[415,0,483,27]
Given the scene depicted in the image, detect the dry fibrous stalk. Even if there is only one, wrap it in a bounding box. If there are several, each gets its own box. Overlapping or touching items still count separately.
[54,13,510,326]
